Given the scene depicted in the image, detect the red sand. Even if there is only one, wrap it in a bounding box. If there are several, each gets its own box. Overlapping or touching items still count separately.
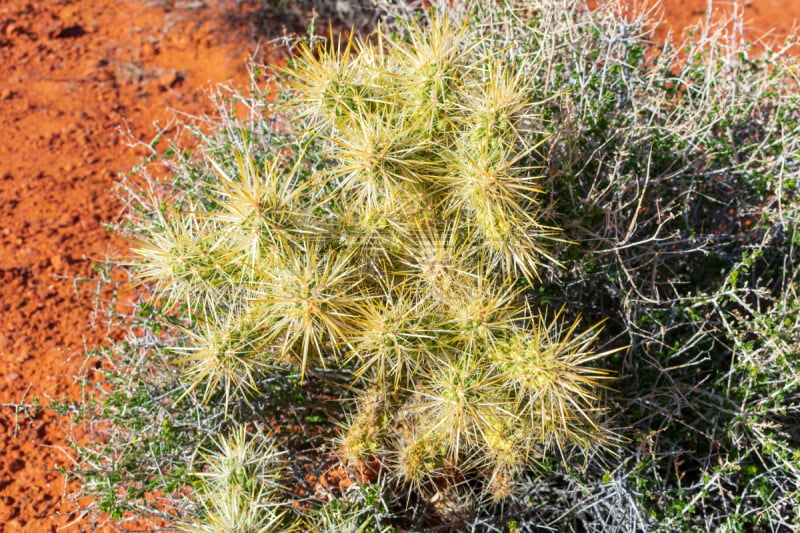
[0,1,796,531]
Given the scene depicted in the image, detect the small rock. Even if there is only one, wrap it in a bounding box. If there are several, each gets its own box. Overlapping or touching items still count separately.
[156,70,181,89]
[0,89,11,100]
[49,254,63,271]
[58,212,79,226]
[54,24,86,39]
[6,372,21,382]
[40,18,65,39]
[142,40,159,57]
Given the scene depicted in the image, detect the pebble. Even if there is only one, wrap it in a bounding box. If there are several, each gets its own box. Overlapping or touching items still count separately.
[157,70,180,89]
[49,254,63,271]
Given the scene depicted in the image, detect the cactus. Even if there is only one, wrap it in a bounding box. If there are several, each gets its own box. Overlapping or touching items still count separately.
[131,12,618,526]
[178,425,293,532]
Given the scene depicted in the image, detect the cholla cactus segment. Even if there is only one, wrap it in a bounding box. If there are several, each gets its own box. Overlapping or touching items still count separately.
[131,200,241,311]
[444,136,542,223]
[306,485,393,533]
[180,488,289,533]
[288,29,363,129]
[181,425,292,533]
[195,425,285,493]
[325,107,439,211]
[387,416,446,493]
[171,304,273,408]
[491,311,618,451]
[206,149,316,270]
[438,271,527,353]
[344,282,440,389]
[409,354,502,464]
[330,199,409,271]
[484,464,517,503]
[438,139,558,280]
[251,240,362,378]
[394,220,476,300]
[479,411,531,477]
[306,504,371,533]
[460,62,542,152]
[390,15,475,130]
[468,201,560,282]
[339,385,391,464]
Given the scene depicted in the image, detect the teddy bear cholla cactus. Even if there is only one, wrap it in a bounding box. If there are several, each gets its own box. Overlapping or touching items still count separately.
[130,14,618,506]
[291,15,619,502]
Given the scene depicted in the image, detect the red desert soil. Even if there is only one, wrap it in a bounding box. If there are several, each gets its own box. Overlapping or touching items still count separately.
[0,1,797,531]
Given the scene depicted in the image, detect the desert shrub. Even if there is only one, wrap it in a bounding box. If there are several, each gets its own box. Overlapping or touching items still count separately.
[67,1,800,531]
[519,3,800,530]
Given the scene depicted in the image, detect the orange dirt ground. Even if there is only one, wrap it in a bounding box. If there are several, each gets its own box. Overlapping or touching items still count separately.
[0,1,798,531]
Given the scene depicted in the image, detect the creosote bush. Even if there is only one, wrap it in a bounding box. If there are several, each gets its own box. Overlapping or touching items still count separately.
[67,1,800,531]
